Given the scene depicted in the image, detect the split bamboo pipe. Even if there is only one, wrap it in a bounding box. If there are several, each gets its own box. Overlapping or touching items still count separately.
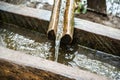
[61,0,75,44]
[47,0,61,41]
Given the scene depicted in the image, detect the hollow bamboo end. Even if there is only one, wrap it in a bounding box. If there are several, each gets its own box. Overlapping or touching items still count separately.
[61,34,72,44]
[47,30,56,41]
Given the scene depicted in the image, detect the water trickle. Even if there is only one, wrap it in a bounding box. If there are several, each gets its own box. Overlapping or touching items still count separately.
[55,39,60,61]
[54,0,66,61]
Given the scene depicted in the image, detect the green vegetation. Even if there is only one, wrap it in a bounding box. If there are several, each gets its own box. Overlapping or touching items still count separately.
[75,1,87,14]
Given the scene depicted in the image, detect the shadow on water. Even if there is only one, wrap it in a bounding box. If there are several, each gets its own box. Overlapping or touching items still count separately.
[0,24,120,80]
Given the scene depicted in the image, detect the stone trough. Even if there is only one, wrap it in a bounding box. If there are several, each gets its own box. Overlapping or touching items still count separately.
[0,46,110,80]
[0,1,120,80]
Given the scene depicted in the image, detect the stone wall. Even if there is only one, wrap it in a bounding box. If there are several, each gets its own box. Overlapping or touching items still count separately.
[82,0,120,17]
[106,0,120,17]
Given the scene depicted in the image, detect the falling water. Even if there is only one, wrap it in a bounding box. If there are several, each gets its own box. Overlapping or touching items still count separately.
[54,0,66,61]
[54,34,61,61]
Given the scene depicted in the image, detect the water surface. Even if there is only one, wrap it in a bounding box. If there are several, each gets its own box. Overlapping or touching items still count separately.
[0,26,120,80]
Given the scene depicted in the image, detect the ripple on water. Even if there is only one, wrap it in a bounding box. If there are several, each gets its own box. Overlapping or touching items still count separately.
[0,29,52,59]
[68,48,120,80]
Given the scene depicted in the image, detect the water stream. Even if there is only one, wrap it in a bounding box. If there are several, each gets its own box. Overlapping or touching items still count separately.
[54,0,66,61]
[55,39,61,61]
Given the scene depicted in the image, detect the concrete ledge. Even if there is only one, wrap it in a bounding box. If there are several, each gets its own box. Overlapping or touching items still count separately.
[0,1,120,56]
[74,18,120,40]
[0,59,74,80]
[0,1,49,34]
[0,46,109,80]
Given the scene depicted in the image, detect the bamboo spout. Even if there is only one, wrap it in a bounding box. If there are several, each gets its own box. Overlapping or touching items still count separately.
[47,0,61,41]
[61,0,75,44]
